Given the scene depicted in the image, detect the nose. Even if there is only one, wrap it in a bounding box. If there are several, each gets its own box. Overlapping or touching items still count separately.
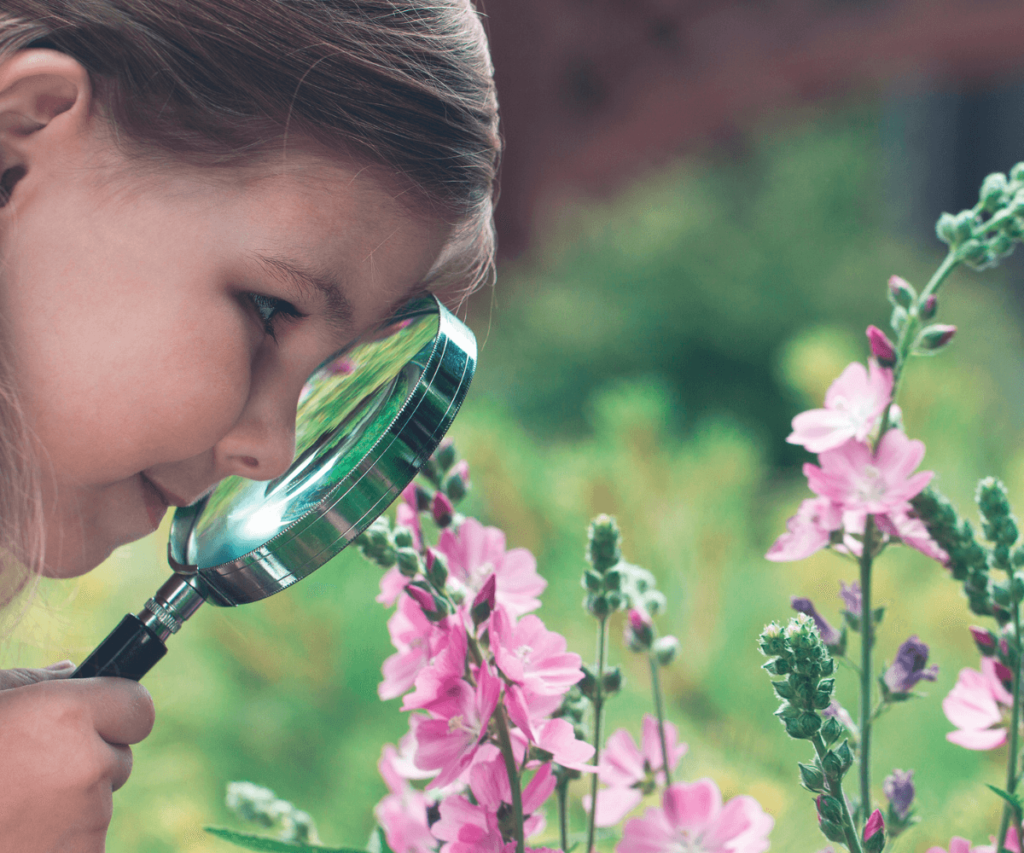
[213,360,299,482]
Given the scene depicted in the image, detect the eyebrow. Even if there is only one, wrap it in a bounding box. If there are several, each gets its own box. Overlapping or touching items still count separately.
[254,253,354,331]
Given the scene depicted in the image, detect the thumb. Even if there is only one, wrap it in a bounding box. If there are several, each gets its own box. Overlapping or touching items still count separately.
[0,660,76,690]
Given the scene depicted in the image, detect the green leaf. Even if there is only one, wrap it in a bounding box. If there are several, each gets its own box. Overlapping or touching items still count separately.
[204,827,363,853]
[985,784,1024,820]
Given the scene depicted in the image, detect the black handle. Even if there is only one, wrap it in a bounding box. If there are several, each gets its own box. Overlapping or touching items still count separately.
[71,614,167,681]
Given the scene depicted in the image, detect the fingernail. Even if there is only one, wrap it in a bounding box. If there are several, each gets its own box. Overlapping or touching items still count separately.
[44,660,75,671]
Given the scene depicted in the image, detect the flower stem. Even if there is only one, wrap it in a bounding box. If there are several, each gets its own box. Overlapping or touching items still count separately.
[996,603,1023,853]
[586,614,609,853]
[648,651,673,787]
[494,702,526,853]
[857,521,875,829]
[557,774,570,852]
[812,733,865,853]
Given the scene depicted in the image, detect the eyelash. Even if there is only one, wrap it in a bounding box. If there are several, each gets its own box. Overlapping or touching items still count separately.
[246,292,305,340]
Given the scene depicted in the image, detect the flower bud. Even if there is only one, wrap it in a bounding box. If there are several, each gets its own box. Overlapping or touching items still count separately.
[781,710,821,739]
[582,570,603,593]
[935,211,959,245]
[471,573,496,626]
[396,547,422,578]
[585,592,611,618]
[980,172,1009,212]
[887,275,915,309]
[820,716,844,745]
[432,492,454,528]
[818,818,847,845]
[866,325,897,367]
[863,809,886,853]
[798,762,826,793]
[969,625,998,656]
[601,666,623,694]
[393,526,415,549]
[587,514,622,573]
[883,769,915,822]
[642,589,667,617]
[821,748,843,781]
[653,635,680,666]
[625,609,654,652]
[915,324,956,353]
[405,583,436,613]
[1012,162,1024,183]
[413,485,433,512]
[442,471,467,503]
[836,739,853,774]
[434,440,457,474]
[919,294,938,320]
[578,666,598,700]
[425,548,448,589]
[816,794,844,824]
[759,623,787,657]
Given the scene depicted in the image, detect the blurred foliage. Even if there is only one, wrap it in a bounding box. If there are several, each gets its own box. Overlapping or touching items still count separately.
[7,105,1024,852]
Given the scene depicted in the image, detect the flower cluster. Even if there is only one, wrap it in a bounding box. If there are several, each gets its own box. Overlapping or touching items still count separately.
[767,348,945,565]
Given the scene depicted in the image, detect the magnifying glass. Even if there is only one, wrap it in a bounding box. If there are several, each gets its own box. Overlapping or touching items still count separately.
[70,294,475,681]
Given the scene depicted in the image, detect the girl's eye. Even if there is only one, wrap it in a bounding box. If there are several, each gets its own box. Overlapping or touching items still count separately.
[246,292,304,340]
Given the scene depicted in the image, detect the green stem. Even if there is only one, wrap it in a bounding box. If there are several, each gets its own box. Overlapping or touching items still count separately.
[858,521,875,830]
[494,704,526,853]
[465,635,525,853]
[557,775,570,852]
[996,604,1023,853]
[586,615,609,853]
[648,651,674,786]
[812,733,865,853]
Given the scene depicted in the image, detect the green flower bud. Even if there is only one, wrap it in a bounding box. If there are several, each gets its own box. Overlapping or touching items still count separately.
[396,547,422,578]
[1011,162,1024,183]
[582,570,603,592]
[887,275,916,309]
[772,680,795,701]
[601,667,623,694]
[759,623,787,657]
[835,740,854,774]
[914,324,956,353]
[642,590,667,617]
[442,471,467,503]
[890,305,908,334]
[587,514,622,573]
[980,172,1009,212]
[426,550,449,589]
[578,666,598,701]
[653,635,680,666]
[798,762,826,793]
[919,294,938,321]
[605,591,625,612]
[935,212,959,245]
[781,710,821,739]
[603,568,624,592]
[819,818,848,845]
[434,441,457,474]
[821,749,843,781]
[820,716,844,745]
[585,592,610,618]
[817,794,844,824]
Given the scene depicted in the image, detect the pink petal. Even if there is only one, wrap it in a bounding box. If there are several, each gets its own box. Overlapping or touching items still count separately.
[587,785,644,827]
[663,780,721,835]
[619,808,677,853]
[945,727,1008,750]
[601,728,645,786]
[640,715,687,777]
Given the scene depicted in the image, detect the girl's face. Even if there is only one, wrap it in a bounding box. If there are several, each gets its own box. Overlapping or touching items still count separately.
[1,140,449,577]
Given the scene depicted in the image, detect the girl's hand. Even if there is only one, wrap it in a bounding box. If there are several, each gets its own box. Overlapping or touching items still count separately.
[0,665,155,853]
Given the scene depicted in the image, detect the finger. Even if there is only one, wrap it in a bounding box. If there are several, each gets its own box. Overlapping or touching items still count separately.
[0,661,76,690]
[70,677,156,746]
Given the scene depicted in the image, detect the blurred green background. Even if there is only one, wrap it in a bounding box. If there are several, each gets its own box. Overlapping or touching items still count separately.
[8,104,1024,852]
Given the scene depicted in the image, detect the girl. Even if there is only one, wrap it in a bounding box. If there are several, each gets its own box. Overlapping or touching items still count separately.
[0,1,500,849]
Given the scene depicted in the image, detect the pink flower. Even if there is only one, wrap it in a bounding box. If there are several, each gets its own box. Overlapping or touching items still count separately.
[412,659,503,788]
[787,361,893,453]
[585,716,688,827]
[491,607,584,697]
[437,518,546,617]
[765,497,842,562]
[875,508,949,563]
[375,742,437,853]
[942,657,1014,750]
[380,594,449,700]
[431,753,556,853]
[803,430,933,515]
[402,621,468,711]
[506,714,596,772]
[928,827,1020,853]
[617,779,773,853]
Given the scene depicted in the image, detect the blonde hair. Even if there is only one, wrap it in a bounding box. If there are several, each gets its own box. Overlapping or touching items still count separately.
[0,0,500,593]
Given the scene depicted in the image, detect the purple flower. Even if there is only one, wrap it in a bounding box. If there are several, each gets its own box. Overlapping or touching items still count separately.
[883,636,938,695]
[840,581,861,617]
[883,769,915,820]
[790,597,842,647]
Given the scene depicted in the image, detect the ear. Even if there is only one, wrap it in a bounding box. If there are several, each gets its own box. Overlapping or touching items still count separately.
[0,49,92,205]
